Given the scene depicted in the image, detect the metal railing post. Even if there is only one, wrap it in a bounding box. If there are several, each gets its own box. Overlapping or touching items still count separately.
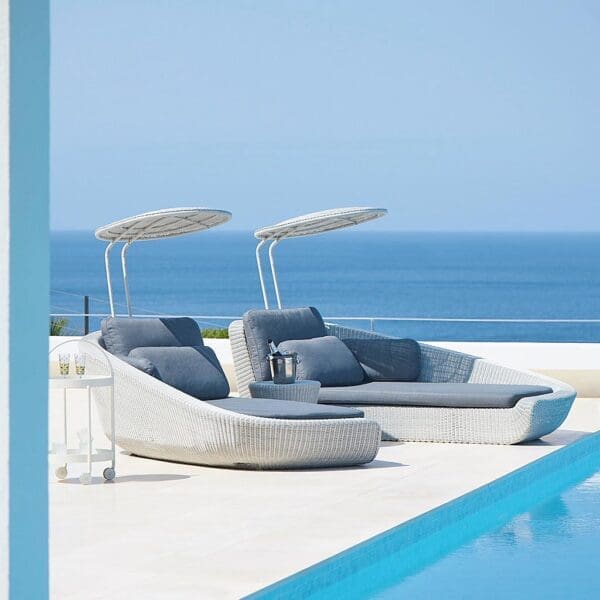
[83,295,90,334]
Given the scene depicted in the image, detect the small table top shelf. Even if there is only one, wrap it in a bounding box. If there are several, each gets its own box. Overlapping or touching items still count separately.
[49,375,113,390]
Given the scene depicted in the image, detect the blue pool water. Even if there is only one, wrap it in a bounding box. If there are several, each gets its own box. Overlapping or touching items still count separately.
[51,230,600,341]
[376,474,600,599]
[250,435,600,599]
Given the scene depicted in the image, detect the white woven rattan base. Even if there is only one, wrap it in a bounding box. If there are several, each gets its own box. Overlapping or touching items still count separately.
[229,321,576,445]
[83,333,381,469]
[338,396,572,444]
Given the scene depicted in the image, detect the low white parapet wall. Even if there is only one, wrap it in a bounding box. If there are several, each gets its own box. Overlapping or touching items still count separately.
[50,337,600,397]
[428,342,600,397]
[428,342,600,370]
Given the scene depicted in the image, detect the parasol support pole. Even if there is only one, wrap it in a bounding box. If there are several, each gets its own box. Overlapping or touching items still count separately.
[104,242,116,317]
[256,239,270,309]
[268,239,283,309]
[121,242,132,317]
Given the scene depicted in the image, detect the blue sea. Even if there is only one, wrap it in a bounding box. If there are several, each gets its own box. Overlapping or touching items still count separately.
[51,231,600,341]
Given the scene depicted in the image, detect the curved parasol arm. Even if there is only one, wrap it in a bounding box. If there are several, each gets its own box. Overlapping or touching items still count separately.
[255,239,270,309]
[104,242,116,317]
[268,239,283,309]
[120,242,133,317]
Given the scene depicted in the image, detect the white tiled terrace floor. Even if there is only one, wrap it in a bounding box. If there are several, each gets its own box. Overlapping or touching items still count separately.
[50,397,600,600]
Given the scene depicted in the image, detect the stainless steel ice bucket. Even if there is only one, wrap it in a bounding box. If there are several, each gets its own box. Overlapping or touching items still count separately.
[267,353,300,384]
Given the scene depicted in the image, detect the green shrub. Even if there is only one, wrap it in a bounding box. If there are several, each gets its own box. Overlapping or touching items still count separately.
[50,317,69,336]
[201,327,229,339]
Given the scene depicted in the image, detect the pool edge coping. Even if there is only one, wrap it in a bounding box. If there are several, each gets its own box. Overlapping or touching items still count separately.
[247,430,600,599]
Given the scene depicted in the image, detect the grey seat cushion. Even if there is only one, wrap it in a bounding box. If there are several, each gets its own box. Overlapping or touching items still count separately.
[278,336,365,387]
[243,307,327,381]
[129,346,230,400]
[343,338,421,382]
[102,317,202,356]
[318,382,554,409]
[206,398,364,420]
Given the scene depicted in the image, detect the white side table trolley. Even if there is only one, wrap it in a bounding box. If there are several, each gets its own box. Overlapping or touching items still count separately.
[49,340,116,484]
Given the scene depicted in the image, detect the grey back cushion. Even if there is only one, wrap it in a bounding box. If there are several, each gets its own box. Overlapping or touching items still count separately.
[278,336,365,387]
[129,346,230,400]
[102,317,202,356]
[243,307,327,381]
[343,338,421,382]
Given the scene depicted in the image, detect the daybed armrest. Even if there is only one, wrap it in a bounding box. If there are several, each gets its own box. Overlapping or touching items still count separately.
[229,319,256,397]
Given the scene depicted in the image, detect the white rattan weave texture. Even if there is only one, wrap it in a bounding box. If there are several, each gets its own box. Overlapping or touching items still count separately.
[84,332,381,469]
[254,207,387,240]
[95,207,232,242]
[229,321,576,444]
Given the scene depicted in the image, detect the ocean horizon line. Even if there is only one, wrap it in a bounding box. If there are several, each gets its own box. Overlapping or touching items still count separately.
[50,228,600,235]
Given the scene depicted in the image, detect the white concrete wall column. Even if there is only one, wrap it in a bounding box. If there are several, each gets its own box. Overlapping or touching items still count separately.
[0,1,49,598]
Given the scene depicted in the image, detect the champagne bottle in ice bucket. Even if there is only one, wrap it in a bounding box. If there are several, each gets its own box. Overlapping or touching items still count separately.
[267,339,281,356]
[266,339,299,384]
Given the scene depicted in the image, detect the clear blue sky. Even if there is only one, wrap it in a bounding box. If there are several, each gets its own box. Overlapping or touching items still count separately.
[51,0,600,231]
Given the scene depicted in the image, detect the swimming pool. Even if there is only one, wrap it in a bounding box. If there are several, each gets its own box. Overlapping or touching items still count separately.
[249,432,600,599]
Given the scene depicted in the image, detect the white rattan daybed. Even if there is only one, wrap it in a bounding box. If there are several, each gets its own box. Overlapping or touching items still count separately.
[230,317,575,444]
[84,329,380,469]
[85,208,381,469]
[230,208,575,445]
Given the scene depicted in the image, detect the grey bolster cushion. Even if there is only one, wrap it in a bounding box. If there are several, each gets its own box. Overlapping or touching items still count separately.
[278,336,365,387]
[343,337,421,382]
[128,345,230,400]
[120,355,160,378]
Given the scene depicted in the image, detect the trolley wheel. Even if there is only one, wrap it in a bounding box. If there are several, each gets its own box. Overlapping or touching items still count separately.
[103,467,115,482]
[55,466,68,480]
[79,472,92,485]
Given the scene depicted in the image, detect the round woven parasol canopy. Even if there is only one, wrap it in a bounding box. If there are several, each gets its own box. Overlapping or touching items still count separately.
[254,206,388,309]
[254,207,387,240]
[95,207,232,242]
[95,207,232,317]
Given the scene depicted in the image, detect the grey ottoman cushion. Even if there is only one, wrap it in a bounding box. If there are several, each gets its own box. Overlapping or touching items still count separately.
[243,307,327,381]
[129,345,230,400]
[318,382,553,409]
[102,317,202,356]
[278,336,365,387]
[343,338,421,382]
[207,398,364,420]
